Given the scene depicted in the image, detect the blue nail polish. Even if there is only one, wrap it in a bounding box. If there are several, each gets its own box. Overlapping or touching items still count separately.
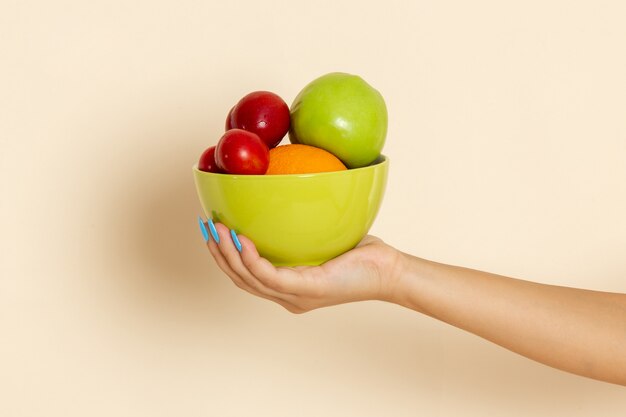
[230,229,242,252]
[198,216,209,242]
[208,218,220,243]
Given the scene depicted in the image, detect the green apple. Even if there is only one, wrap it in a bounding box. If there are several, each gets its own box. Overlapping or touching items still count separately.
[289,72,387,168]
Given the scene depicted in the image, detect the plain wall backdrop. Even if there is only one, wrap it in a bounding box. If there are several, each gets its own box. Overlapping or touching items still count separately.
[1,0,625,415]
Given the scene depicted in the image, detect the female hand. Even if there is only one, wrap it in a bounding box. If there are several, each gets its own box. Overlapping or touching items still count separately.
[198,218,626,384]
[199,218,404,313]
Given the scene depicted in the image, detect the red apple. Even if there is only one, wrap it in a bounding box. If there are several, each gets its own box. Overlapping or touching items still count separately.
[225,106,234,130]
[227,91,290,148]
[198,145,221,173]
[215,129,269,175]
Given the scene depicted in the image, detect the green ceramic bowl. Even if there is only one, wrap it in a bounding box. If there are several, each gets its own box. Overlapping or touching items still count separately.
[193,155,388,266]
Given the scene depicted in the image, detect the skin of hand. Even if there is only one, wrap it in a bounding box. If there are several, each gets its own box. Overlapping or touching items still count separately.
[205,221,403,313]
[202,220,626,386]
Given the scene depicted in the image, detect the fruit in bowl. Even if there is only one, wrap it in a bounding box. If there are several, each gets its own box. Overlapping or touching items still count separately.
[266,144,347,175]
[194,74,389,265]
[289,72,388,168]
[226,91,290,149]
[214,129,269,175]
[193,156,388,266]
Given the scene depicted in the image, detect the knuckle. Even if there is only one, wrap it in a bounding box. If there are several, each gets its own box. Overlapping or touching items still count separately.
[229,263,251,281]
[231,279,246,291]
[240,254,255,269]
[240,278,262,293]
[264,276,285,292]
[309,285,326,299]
[284,304,305,314]
[285,301,314,314]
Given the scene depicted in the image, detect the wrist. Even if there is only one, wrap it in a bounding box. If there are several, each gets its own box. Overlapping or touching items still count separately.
[376,247,412,304]
[383,251,430,311]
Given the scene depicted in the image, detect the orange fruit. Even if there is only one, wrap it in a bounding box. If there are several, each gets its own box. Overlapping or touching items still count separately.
[266,144,348,175]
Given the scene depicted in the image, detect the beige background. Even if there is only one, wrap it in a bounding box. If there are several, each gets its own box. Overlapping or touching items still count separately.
[1,0,625,415]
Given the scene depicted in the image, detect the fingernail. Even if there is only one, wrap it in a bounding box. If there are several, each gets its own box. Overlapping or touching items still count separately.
[230,229,242,252]
[198,216,209,242]
[208,218,220,243]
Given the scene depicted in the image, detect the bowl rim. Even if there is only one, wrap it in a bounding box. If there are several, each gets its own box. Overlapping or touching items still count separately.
[192,154,388,179]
